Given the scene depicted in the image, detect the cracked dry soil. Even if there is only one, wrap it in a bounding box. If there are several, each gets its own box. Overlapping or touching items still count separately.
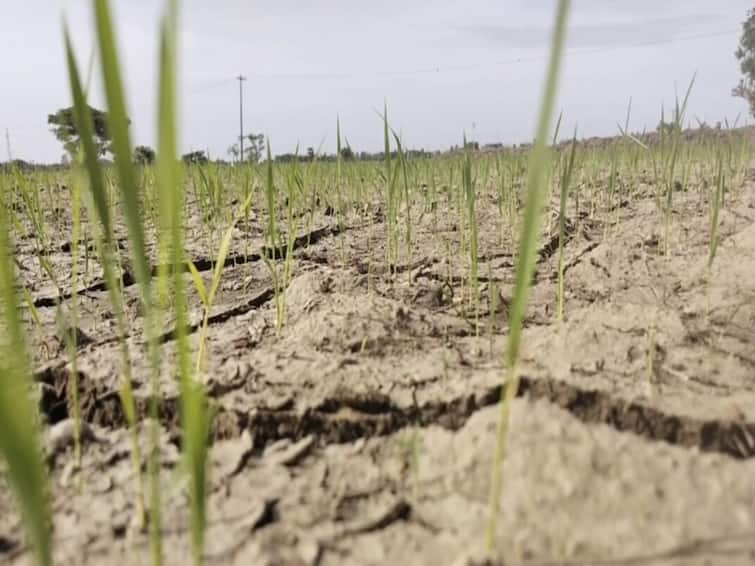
[2,172,755,565]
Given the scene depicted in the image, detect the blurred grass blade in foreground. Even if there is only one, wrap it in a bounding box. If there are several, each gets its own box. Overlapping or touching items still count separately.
[486,0,571,555]
[64,19,149,530]
[93,0,166,562]
[156,1,211,562]
[0,175,52,566]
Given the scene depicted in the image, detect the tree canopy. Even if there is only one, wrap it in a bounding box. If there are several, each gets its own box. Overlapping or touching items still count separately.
[134,145,155,165]
[227,133,265,164]
[340,144,354,160]
[47,105,113,156]
[734,7,755,116]
[182,150,208,165]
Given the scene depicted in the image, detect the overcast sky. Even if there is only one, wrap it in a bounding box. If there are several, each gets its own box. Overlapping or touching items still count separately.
[1,1,751,163]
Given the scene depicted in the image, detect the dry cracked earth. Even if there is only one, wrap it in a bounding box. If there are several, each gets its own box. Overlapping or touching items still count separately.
[2,170,755,565]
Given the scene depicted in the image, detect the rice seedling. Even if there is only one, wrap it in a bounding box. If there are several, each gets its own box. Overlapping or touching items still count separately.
[661,75,696,256]
[336,118,347,268]
[189,190,253,373]
[706,150,725,317]
[22,287,50,359]
[556,128,578,321]
[280,161,302,314]
[382,105,401,271]
[66,1,213,563]
[63,25,148,528]
[462,136,479,333]
[485,0,570,553]
[69,0,171,552]
[262,142,289,332]
[0,172,52,566]
[392,131,413,271]
[602,148,619,240]
[494,156,507,245]
[61,162,83,469]
[487,263,500,356]
[154,5,212,561]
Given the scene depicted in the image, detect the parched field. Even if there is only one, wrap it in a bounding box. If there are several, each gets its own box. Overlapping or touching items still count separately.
[2,135,755,565]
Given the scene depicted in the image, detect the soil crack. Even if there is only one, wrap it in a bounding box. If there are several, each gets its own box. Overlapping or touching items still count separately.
[35,362,755,461]
[32,224,340,309]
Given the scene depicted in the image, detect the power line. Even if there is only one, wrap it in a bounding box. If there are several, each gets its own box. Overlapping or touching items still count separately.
[237,75,246,162]
[180,28,739,107]
[177,25,741,156]
[5,129,12,162]
[221,27,738,80]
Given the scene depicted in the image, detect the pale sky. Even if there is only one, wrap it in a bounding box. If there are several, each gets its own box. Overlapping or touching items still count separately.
[1,1,751,163]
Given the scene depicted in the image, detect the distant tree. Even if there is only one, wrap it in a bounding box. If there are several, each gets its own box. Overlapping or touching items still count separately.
[734,7,755,116]
[227,132,265,163]
[340,145,354,160]
[275,153,299,163]
[306,146,315,161]
[227,143,240,161]
[182,150,208,165]
[48,105,113,156]
[134,145,155,165]
[243,133,265,163]
[0,159,32,172]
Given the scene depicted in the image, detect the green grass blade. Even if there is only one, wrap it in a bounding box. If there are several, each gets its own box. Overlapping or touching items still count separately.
[65,21,147,527]
[677,73,697,126]
[390,130,413,253]
[265,142,278,251]
[551,110,563,146]
[504,1,569,368]
[208,217,238,307]
[623,97,633,139]
[556,128,578,320]
[93,0,150,299]
[486,0,571,554]
[383,102,391,177]
[187,260,208,307]
[462,136,479,326]
[209,192,253,306]
[154,3,210,562]
[709,152,724,268]
[93,2,165,562]
[0,175,52,566]
[64,28,112,240]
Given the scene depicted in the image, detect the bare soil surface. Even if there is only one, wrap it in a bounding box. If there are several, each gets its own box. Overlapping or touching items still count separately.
[2,172,755,565]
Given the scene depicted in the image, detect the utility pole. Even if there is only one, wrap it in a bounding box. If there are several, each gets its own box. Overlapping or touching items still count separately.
[5,129,12,162]
[237,75,246,164]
